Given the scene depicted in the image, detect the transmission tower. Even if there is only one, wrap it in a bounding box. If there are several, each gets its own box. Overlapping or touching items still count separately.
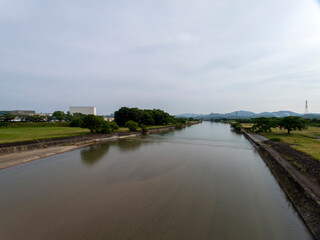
[304,100,308,116]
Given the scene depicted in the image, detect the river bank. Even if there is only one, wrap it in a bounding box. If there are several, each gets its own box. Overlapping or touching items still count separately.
[0,124,197,170]
[242,130,320,239]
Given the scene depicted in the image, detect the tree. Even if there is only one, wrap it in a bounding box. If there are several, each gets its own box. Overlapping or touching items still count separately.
[115,107,131,126]
[52,111,65,122]
[99,121,112,134]
[140,124,148,133]
[70,117,83,127]
[114,107,176,126]
[81,115,105,133]
[252,117,277,133]
[1,113,16,122]
[278,116,306,134]
[27,115,45,122]
[109,122,119,131]
[125,120,139,131]
[17,114,28,122]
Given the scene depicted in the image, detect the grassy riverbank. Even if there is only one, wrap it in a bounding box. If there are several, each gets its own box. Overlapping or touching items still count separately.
[0,121,200,144]
[0,127,90,143]
[237,122,320,162]
[260,126,320,162]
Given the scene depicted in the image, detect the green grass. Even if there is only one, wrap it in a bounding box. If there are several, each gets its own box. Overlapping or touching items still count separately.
[261,126,320,162]
[0,122,198,144]
[269,136,282,142]
[0,127,90,143]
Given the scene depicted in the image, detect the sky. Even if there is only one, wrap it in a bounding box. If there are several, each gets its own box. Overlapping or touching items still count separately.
[1,0,320,115]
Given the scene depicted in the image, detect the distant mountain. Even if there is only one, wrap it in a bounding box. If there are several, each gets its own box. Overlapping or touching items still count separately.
[175,113,205,118]
[176,111,320,119]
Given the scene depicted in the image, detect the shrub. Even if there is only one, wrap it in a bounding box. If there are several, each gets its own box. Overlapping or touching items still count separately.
[269,137,281,142]
[109,122,119,131]
[98,121,112,134]
[175,123,183,129]
[140,124,148,133]
[231,122,241,132]
[125,120,139,131]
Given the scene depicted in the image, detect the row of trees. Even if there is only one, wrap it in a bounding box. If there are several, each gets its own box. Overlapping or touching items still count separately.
[114,107,186,126]
[1,107,193,133]
[0,111,75,122]
[251,116,306,134]
[77,115,119,133]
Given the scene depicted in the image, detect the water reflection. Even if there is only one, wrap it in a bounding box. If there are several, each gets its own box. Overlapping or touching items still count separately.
[115,138,144,152]
[80,137,155,166]
[81,144,110,165]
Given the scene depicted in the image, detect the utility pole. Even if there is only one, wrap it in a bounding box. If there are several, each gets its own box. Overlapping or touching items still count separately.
[304,100,308,117]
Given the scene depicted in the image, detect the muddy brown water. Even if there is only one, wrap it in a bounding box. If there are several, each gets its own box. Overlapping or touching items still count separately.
[0,122,313,240]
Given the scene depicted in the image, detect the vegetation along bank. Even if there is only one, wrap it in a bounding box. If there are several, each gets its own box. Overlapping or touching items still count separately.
[229,117,320,239]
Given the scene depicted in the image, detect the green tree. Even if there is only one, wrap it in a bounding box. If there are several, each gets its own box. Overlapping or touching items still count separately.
[252,117,277,133]
[109,122,119,131]
[1,113,16,122]
[27,115,45,122]
[52,111,65,122]
[125,120,139,131]
[140,124,148,133]
[81,115,105,133]
[278,116,306,134]
[70,117,84,127]
[99,121,112,134]
[17,114,28,122]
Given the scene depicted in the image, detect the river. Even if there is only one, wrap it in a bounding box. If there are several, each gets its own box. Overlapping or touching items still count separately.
[0,122,313,239]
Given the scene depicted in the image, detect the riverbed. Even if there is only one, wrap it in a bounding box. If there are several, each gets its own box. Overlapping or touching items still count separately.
[0,122,313,239]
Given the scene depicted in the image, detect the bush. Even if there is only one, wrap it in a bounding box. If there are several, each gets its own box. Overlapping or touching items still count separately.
[99,121,112,134]
[175,123,183,129]
[231,122,241,132]
[109,122,119,131]
[269,137,281,142]
[125,120,139,131]
[140,124,148,133]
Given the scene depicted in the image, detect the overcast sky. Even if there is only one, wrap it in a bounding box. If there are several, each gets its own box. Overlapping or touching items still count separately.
[1,0,320,115]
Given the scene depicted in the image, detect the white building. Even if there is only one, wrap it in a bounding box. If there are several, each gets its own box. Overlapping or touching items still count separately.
[69,106,96,115]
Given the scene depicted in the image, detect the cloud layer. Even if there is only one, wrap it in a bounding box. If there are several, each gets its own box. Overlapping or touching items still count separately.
[1,0,320,114]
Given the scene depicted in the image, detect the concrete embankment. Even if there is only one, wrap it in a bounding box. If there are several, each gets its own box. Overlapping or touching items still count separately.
[0,124,196,170]
[242,130,320,239]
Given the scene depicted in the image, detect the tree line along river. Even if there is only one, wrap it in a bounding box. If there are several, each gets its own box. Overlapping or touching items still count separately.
[0,122,313,240]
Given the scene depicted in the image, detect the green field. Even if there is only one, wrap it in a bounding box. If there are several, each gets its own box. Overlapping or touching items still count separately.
[0,127,90,143]
[260,126,320,162]
[0,123,196,144]
[0,125,171,143]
